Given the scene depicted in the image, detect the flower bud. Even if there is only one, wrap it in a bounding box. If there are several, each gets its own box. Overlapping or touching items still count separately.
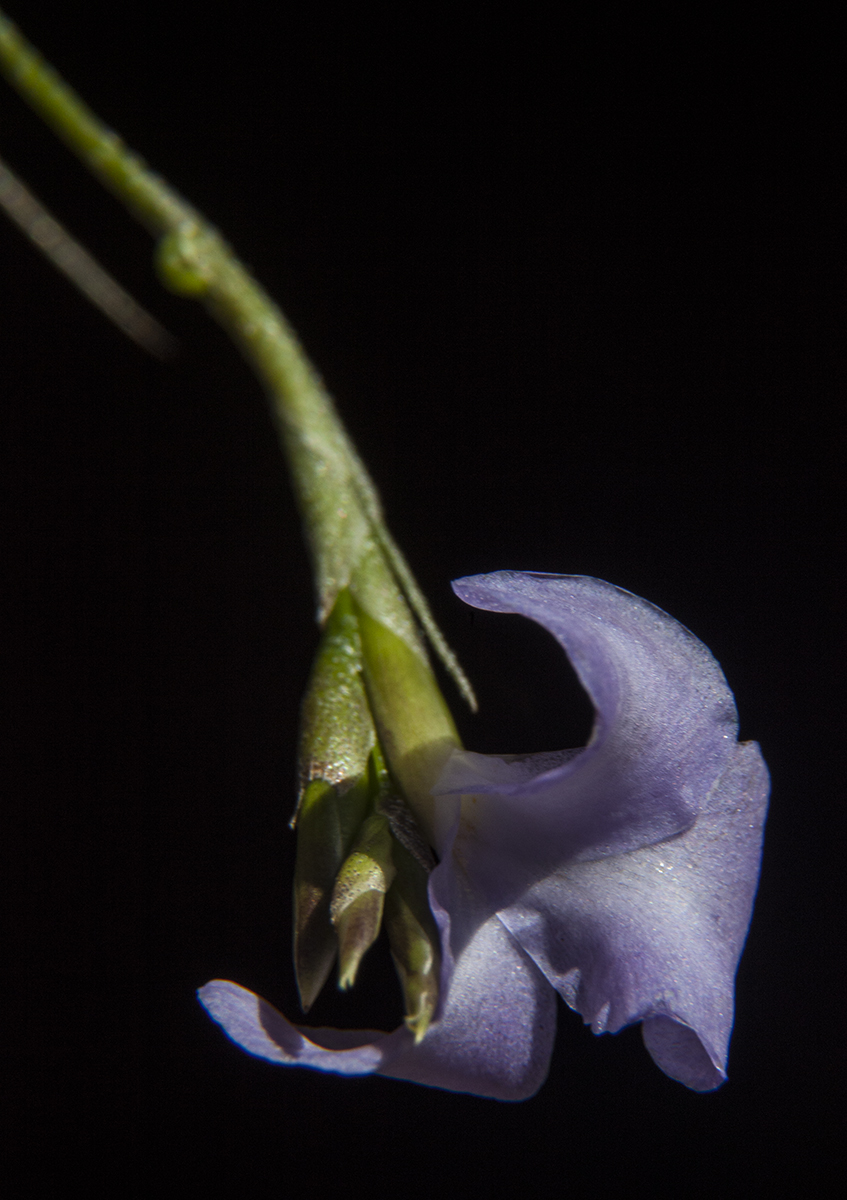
[330,812,396,990]
[352,581,460,850]
[292,589,374,1011]
[384,839,440,1043]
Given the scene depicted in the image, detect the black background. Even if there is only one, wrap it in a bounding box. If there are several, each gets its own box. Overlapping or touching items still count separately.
[2,3,841,1190]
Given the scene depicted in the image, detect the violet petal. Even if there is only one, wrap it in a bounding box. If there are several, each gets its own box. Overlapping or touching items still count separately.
[198,829,556,1101]
[437,572,741,911]
[497,740,768,1089]
[439,570,768,1089]
[200,570,767,1095]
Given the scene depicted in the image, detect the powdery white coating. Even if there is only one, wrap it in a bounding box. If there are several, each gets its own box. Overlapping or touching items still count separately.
[199,571,768,1098]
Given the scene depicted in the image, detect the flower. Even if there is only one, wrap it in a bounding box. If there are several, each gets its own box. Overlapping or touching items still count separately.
[199,571,768,1100]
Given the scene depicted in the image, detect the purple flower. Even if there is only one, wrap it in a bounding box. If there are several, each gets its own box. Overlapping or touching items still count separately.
[199,571,768,1100]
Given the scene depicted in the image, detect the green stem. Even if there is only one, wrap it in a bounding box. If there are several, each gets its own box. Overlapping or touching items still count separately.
[0,9,474,1023]
[0,13,191,233]
[0,9,475,713]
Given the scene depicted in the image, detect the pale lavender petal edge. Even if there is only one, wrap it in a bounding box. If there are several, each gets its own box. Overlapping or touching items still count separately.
[197,905,555,1101]
[198,839,557,1101]
[440,572,739,869]
[197,979,400,1074]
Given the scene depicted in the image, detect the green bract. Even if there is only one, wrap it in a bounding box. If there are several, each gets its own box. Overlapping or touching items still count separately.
[0,9,478,1031]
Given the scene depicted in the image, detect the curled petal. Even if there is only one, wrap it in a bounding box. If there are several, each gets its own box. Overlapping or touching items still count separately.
[379,907,555,1100]
[198,838,556,1101]
[438,570,769,1089]
[437,572,741,909]
[197,978,398,1073]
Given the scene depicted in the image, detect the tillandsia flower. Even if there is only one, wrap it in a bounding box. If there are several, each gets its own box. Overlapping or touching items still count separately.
[199,570,769,1100]
[0,18,768,1103]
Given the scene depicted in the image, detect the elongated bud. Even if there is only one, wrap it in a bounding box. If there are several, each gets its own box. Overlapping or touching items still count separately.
[330,812,396,990]
[384,839,441,1042]
[353,592,460,850]
[293,589,374,1011]
[292,779,345,1011]
[295,589,374,819]
[0,12,483,1077]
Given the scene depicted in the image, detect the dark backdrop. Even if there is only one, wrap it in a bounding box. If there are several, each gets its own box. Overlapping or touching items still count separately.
[1,3,841,1190]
